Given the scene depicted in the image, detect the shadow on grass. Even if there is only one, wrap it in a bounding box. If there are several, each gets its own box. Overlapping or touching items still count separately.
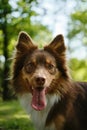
[0,100,35,130]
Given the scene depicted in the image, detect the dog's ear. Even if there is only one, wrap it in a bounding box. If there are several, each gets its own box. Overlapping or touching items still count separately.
[16,31,35,52]
[45,34,66,54]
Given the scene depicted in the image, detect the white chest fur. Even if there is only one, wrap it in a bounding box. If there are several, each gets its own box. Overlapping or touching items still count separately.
[19,93,60,130]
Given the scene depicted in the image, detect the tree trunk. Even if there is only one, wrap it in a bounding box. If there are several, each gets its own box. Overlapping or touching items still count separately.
[2,11,10,101]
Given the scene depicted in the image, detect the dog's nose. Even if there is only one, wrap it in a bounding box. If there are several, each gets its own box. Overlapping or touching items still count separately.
[35,77,45,86]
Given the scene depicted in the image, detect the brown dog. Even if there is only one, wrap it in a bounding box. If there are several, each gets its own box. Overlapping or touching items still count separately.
[12,31,87,130]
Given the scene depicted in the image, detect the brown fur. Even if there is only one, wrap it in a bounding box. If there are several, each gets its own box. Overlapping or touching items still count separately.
[12,31,87,130]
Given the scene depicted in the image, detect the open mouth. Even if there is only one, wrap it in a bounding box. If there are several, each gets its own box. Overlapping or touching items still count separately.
[26,79,49,111]
[31,87,47,111]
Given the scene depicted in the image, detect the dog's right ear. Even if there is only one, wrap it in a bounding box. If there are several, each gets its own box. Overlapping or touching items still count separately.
[44,34,66,55]
[16,31,35,52]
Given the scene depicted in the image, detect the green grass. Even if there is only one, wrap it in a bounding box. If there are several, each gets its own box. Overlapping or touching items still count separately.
[0,100,35,130]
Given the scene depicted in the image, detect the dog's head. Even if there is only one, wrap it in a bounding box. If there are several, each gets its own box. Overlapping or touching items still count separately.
[12,32,70,111]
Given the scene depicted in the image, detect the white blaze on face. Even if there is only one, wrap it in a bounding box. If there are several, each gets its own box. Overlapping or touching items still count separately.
[33,67,56,87]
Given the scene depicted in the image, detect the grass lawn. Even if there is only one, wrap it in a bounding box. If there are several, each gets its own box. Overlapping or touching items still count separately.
[0,100,35,130]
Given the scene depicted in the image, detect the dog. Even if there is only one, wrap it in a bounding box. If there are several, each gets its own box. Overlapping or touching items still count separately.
[12,31,87,130]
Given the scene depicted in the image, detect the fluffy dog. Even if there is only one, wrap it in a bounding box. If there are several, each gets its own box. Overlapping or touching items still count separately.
[12,31,87,130]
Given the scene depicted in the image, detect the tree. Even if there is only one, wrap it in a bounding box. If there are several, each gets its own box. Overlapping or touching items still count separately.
[0,0,12,100]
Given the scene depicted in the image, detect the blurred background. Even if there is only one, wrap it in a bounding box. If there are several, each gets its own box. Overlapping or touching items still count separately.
[0,0,87,129]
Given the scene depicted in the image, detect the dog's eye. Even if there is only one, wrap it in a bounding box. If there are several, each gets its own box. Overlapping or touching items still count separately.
[25,62,35,73]
[46,63,56,74]
[46,63,54,70]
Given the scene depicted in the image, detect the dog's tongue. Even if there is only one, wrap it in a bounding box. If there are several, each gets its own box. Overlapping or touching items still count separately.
[31,88,46,111]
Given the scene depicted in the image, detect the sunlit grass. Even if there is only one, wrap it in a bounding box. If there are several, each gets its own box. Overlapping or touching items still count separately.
[0,100,35,130]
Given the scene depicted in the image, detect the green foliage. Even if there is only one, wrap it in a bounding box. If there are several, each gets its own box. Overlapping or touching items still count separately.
[0,0,52,57]
[67,1,87,46]
[70,58,87,81]
[67,0,87,78]
[0,100,35,130]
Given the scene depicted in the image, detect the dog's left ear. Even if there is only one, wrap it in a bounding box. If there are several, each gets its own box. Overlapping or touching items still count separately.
[45,34,66,54]
[16,31,36,53]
